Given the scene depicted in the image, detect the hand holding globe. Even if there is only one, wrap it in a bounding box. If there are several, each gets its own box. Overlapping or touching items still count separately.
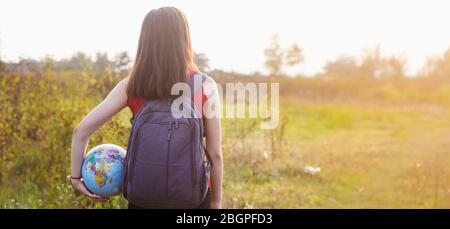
[70,177,110,201]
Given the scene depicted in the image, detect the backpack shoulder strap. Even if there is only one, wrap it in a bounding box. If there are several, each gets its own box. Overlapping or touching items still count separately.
[188,72,213,164]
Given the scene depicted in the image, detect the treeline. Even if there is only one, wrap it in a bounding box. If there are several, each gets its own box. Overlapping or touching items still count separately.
[2,43,449,80]
[0,51,212,92]
[1,52,129,74]
[0,51,210,75]
[321,46,450,79]
[210,69,450,105]
[263,35,450,79]
[2,45,450,106]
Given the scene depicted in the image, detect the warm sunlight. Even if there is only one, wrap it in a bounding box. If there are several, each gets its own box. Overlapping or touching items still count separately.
[2,1,450,222]
[1,0,449,75]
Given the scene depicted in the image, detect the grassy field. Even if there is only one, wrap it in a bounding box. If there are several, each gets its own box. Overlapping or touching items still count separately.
[224,99,450,208]
[1,71,450,208]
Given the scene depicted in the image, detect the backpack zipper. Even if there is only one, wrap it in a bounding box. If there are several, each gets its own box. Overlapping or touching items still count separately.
[166,121,173,196]
[191,119,197,186]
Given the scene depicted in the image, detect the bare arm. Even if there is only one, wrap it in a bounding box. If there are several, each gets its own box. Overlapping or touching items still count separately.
[203,76,223,209]
[70,77,128,199]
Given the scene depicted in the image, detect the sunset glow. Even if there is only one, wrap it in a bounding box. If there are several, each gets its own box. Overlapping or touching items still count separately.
[1,0,449,75]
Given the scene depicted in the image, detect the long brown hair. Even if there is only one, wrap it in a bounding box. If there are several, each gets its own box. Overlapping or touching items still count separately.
[126,7,196,99]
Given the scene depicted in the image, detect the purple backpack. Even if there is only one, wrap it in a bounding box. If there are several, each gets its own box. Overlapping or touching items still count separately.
[123,72,211,208]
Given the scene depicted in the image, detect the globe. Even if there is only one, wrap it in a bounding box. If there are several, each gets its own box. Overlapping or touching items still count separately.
[81,144,126,197]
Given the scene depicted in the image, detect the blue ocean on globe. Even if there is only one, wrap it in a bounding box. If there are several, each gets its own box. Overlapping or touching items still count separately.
[81,144,126,197]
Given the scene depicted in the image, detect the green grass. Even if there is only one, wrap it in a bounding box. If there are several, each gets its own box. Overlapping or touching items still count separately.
[223,99,450,208]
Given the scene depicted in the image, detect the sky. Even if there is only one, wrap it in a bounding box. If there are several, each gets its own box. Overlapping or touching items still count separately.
[0,0,449,76]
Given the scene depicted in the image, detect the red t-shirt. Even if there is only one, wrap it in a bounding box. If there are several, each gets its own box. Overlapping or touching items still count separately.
[127,69,207,116]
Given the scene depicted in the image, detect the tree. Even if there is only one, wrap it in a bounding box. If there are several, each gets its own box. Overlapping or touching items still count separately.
[323,55,359,78]
[358,46,406,79]
[0,58,4,74]
[384,56,406,79]
[66,52,93,72]
[264,34,283,76]
[422,48,450,78]
[359,46,383,79]
[93,52,113,75]
[285,43,303,68]
[194,52,210,72]
[40,56,56,76]
[264,35,304,76]
[114,51,131,72]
